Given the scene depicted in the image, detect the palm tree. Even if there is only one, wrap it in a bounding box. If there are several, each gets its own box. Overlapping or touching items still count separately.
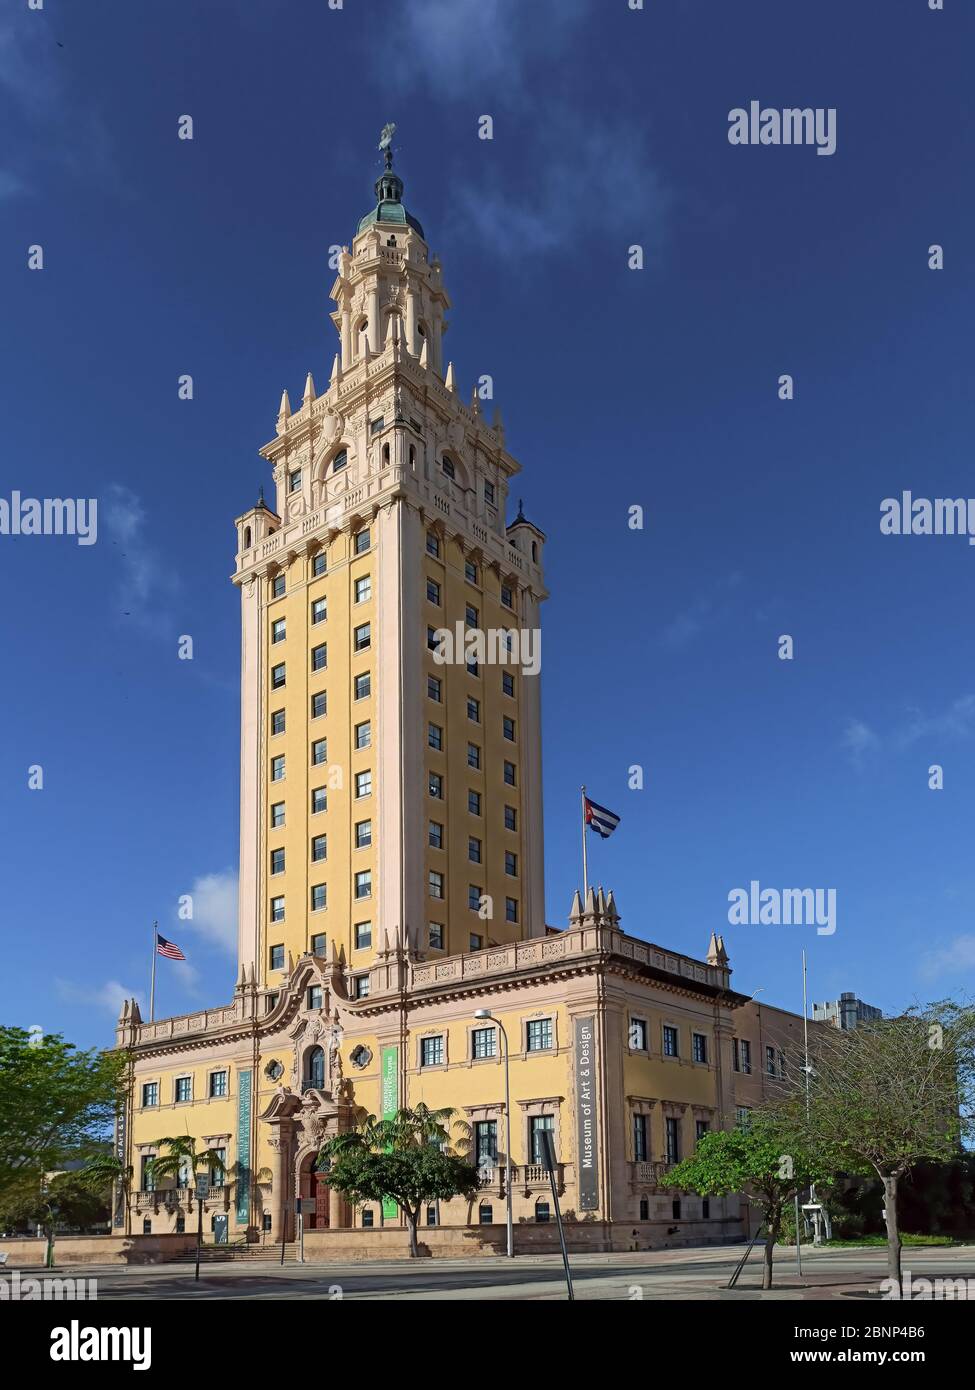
[147,1136,228,1191]
[78,1154,133,1231]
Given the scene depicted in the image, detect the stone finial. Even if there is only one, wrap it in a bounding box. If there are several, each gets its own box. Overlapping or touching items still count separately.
[302,372,316,406]
[118,998,130,1023]
[129,999,142,1024]
[470,385,481,416]
[716,934,730,964]
[596,887,607,919]
[569,889,583,925]
[584,885,597,920]
[605,890,620,925]
[444,361,456,392]
[330,353,340,385]
[418,337,428,368]
[384,314,398,349]
[276,389,291,434]
[706,931,721,965]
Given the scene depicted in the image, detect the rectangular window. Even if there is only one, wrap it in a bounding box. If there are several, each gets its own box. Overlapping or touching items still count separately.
[271,754,285,782]
[270,801,285,828]
[332,449,347,472]
[429,772,443,799]
[529,1115,554,1164]
[633,1113,648,1162]
[310,883,327,912]
[355,820,372,849]
[311,932,326,955]
[427,675,442,702]
[474,1119,498,1164]
[469,789,481,816]
[353,975,370,999]
[465,561,478,585]
[485,482,496,506]
[175,1076,191,1103]
[665,1117,681,1165]
[766,1045,777,1076]
[270,899,285,925]
[354,870,372,900]
[369,417,384,436]
[271,708,285,736]
[355,770,372,798]
[468,836,482,864]
[505,897,518,923]
[693,1033,709,1064]
[426,532,440,558]
[526,1018,553,1052]
[505,851,518,877]
[467,696,480,723]
[503,716,515,742]
[740,1040,752,1075]
[355,720,371,750]
[467,743,481,770]
[307,985,323,1011]
[732,1039,740,1071]
[504,804,517,831]
[355,921,372,950]
[696,1119,710,1144]
[311,786,327,815]
[142,1082,158,1108]
[629,1018,648,1052]
[361,1208,374,1228]
[354,672,371,700]
[428,922,444,949]
[428,723,443,751]
[270,939,285,966]
[427,625,439,652]
[502,671,515,698]
[470,932,483,951]
[270,847,285,875]
[503,761,516,786]
[421,1036,444,1068]
[271,663,286,689]
[429,870,444,899]
[426,578,441,605]
[311,643,327,671]
[311,833,327,863]
[289,468,301,492]
[465,602,478,627]
[311,691,327,719]
[663,1025,679,1057]
[311,597,327,624]
[271,618,286,644]
[354,575,372,603]
[311,738,327,766]
[428,821,443,849]
[272,573,286,599]
[312,551,327,577]
[468,884,483,911]
[500,582,513,608]
[472,1027,496,1060]
[354,529,370,554]
[466,656,479,676]
[353,623,371,652]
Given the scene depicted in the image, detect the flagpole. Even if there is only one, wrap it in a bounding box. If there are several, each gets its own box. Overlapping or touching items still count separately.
[581,785,589,899]
[149,921,158,1024]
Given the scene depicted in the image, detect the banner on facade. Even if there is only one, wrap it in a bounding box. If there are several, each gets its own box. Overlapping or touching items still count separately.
[113,1102,127,1228]
[380,1046,399,1221]
[236,1068,252,1224]
[574,1015,599,1211]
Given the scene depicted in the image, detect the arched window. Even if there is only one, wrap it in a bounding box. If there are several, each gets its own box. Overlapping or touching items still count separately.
[531,541,538,562]
[332,449,348,473]
[639,1197,649,1221]
[243,526,251,549]
[442,455,456,480]
[305,1045,325,1090]
[387,236,397,247]
[382,443,390,467]
[409,445,416,469]
[357,321,369,357]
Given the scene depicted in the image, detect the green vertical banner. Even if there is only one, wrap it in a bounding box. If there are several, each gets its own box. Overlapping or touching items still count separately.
[236,1068,252,1225]
[380,1045,399,1221]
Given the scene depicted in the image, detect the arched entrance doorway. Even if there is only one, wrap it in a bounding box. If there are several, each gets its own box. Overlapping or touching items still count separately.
[298,1153,330,1230]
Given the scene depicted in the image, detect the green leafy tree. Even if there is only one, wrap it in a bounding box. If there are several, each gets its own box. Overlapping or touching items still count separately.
[146,1135,229,1190]
[797,1000,975,1289]
[0,1171,111,1268]
[665,1114,834,1289]
[318,1104,478,1256]
[0,1027,128,1207]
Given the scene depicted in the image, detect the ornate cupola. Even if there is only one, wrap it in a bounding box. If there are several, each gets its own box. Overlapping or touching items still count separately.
[356,121,425,237]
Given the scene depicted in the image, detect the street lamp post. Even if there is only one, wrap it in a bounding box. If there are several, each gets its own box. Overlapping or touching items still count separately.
[474,1009,513,1258]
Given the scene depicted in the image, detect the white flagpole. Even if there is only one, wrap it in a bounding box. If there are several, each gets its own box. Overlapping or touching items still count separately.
[149,921,158,1023]
[581,785,589,899]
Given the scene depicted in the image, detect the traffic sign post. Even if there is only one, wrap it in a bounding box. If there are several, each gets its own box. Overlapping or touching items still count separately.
[193,1176,210,1282]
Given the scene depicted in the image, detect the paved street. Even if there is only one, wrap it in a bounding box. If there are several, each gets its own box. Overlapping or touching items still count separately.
[40,1243,975,1301]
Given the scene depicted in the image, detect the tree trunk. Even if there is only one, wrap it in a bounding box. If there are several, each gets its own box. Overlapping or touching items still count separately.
[762,1206,780,1290]
[883,1174,902,1292]
[45,1222,55,1269]
[406,1210,419,1258]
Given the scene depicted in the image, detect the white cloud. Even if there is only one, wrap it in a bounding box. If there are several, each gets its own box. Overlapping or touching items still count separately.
[896,694,975,748]
[841,717,880,767]
[661,572,743,649]
[56,978,142,1018]
[102,484,179,631]
[179,870,238,955]
[919,934,975,982]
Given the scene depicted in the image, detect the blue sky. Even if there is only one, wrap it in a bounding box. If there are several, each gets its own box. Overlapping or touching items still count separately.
[2,0,973,1047]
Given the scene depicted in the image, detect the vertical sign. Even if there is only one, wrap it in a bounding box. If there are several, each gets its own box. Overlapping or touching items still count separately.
[380,1045,399,1221]
[574,1016,599,1211]
[113,1103,127,1228]
[236,1068,253,1225]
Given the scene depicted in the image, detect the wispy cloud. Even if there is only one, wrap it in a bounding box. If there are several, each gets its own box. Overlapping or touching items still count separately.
[102,484,180,634]
[919,934,975,982]
[841,717,880,769]
[56,977,142,1018]
[179,870,238,956]
[896,694,975,748]
[661,572,743,648]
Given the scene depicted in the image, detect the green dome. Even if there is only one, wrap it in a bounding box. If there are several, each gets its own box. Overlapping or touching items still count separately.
[356,164,424,238]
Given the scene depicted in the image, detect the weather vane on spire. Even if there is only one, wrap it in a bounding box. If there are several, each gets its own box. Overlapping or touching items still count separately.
[379,121,397,171]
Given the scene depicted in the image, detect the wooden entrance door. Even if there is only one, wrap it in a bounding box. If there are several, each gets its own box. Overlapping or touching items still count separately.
[310,1172,330,1229]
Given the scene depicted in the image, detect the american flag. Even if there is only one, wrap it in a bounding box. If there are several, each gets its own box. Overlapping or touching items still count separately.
[584,796,621,839]
[156,933,186,961]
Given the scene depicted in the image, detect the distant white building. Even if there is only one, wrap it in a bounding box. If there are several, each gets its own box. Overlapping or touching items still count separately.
[812,992,882,1030]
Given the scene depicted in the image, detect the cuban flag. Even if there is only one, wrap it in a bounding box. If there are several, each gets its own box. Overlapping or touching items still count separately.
[584,796,621,839]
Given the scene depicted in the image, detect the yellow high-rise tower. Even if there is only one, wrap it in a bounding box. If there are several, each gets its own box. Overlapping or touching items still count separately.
[232,134,548,999]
